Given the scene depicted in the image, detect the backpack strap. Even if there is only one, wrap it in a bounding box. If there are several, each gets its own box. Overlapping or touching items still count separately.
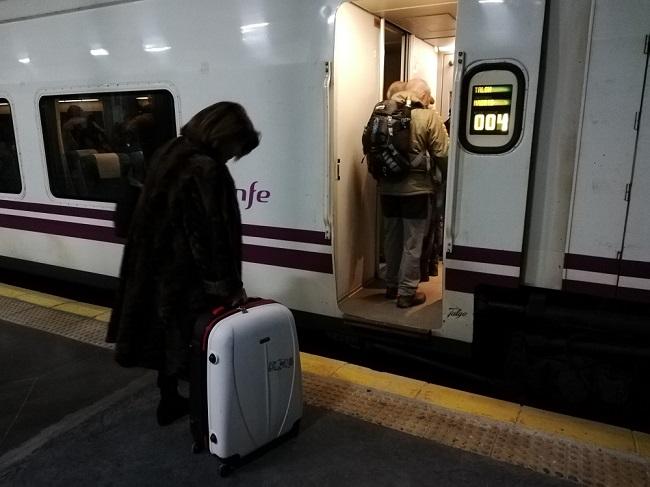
[409,151,430,171]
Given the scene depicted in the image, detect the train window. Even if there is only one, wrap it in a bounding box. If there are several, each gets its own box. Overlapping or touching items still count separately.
[39,90,176,202]
[459,63,525,154]
[0,99,22,194]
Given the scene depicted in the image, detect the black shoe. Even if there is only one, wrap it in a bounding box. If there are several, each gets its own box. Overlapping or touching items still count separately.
[396,292,426,308]
[157,395,190,426]
[385,287,398,299]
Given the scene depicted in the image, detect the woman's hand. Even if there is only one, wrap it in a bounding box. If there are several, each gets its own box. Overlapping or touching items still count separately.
[229,287,248,308]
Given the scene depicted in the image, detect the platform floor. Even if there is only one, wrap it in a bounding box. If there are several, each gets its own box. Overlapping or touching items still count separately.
[0,283,649,486]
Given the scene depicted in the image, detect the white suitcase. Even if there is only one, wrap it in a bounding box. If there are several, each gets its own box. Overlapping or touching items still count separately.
[190,299,303,476]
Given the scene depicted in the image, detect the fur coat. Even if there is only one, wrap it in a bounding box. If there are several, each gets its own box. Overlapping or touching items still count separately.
[106,136,243,376]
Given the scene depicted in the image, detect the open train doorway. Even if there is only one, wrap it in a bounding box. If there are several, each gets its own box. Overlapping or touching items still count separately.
[332,1,456,335]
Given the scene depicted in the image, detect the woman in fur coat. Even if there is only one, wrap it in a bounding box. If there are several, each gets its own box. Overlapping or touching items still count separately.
[107,102,260,425]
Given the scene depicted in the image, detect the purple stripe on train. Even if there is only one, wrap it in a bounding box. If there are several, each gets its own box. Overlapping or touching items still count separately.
[0,199,330,245]
[564,253,619,275]
[0,213,123,244]
[445,268,519,294]
[446,245,521,267]
[243,245,333,274]
[565,253,650,279]
[0,199,113,220]
[0,213,333,274]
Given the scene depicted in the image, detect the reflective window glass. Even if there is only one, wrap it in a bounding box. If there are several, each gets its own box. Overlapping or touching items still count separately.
[39,90,176,202]
[0,98,22,194]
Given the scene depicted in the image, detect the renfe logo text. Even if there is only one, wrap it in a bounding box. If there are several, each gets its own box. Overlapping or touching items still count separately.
[236,181,271,210]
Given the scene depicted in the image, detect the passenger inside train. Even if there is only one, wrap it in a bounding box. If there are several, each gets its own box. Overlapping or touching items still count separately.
[334,3,455,335]
[370,78,448,309]
[39,91,176,202]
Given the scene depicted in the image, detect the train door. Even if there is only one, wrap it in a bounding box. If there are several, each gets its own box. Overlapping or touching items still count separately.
[564,0,650,299]
[331,2,381,302]
[618,29,650,302]
[333,1,455,336]
[442,0,546,342]
[438,51,454,127]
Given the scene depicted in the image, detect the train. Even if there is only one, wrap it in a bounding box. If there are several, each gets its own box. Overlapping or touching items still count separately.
[1,0,649,410]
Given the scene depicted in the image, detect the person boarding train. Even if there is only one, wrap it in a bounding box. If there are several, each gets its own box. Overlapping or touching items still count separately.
[380,79,449,308]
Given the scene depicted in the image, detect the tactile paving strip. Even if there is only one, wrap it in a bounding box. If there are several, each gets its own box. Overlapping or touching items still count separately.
[4,302,114,350]
[3,293,649,486]
[0,295,39,321]
[303,373,650,487]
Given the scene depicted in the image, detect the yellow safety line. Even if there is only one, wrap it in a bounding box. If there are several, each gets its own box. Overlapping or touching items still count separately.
[299,352,647,458]
[0,283,30,299]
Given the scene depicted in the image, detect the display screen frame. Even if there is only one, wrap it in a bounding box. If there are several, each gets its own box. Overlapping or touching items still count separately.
[459,62,526,154]
[469,84,513,135]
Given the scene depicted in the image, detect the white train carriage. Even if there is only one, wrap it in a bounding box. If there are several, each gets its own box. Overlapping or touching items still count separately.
[0,0,648,352]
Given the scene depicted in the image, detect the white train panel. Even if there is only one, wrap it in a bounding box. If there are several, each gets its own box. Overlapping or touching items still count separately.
[437,290,472,343]
[522,0,592,290]
[564,0,650,296]
[0,0,338,236]
[619,50,650,302]
[0,227,123,275]
[241,262,338,318]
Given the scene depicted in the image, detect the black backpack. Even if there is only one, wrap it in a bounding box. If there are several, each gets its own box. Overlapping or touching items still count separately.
[362,99,419,181]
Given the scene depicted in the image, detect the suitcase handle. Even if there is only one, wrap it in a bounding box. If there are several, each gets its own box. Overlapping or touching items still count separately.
[210,297,266,316]
[201,297,278,351]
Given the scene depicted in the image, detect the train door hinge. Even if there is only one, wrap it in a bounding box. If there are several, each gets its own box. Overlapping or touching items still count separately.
[634,112,640,131]
[324,61,331,89]
[624,183,631,202]
[644,34,649,55]
[336,158,341,181]
[616,250,623,261]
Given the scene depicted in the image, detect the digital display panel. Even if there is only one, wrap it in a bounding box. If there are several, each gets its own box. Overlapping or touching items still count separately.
[469,84,512,135]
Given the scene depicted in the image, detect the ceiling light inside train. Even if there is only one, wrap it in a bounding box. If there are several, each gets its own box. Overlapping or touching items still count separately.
[478,0,504,3]
[439,43,455,54]
[90,48,109,56]
[18,57,30,64]
[240,22,269,34]
[144,44,171,53]
[57,98,99,103]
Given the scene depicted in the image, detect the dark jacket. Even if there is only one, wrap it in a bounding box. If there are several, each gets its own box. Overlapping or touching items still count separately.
[106,136,243,376]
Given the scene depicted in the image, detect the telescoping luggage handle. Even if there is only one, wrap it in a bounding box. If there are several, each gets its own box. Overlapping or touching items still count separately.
[201,297,277,351]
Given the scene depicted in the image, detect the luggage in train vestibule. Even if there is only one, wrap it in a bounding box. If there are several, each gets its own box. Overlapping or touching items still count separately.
[189,298,303,477]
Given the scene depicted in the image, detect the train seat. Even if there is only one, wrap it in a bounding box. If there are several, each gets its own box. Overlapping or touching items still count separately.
[79,152,128,201]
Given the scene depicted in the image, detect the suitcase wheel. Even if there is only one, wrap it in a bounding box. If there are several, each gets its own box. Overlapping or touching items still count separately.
[219,463,234,478]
